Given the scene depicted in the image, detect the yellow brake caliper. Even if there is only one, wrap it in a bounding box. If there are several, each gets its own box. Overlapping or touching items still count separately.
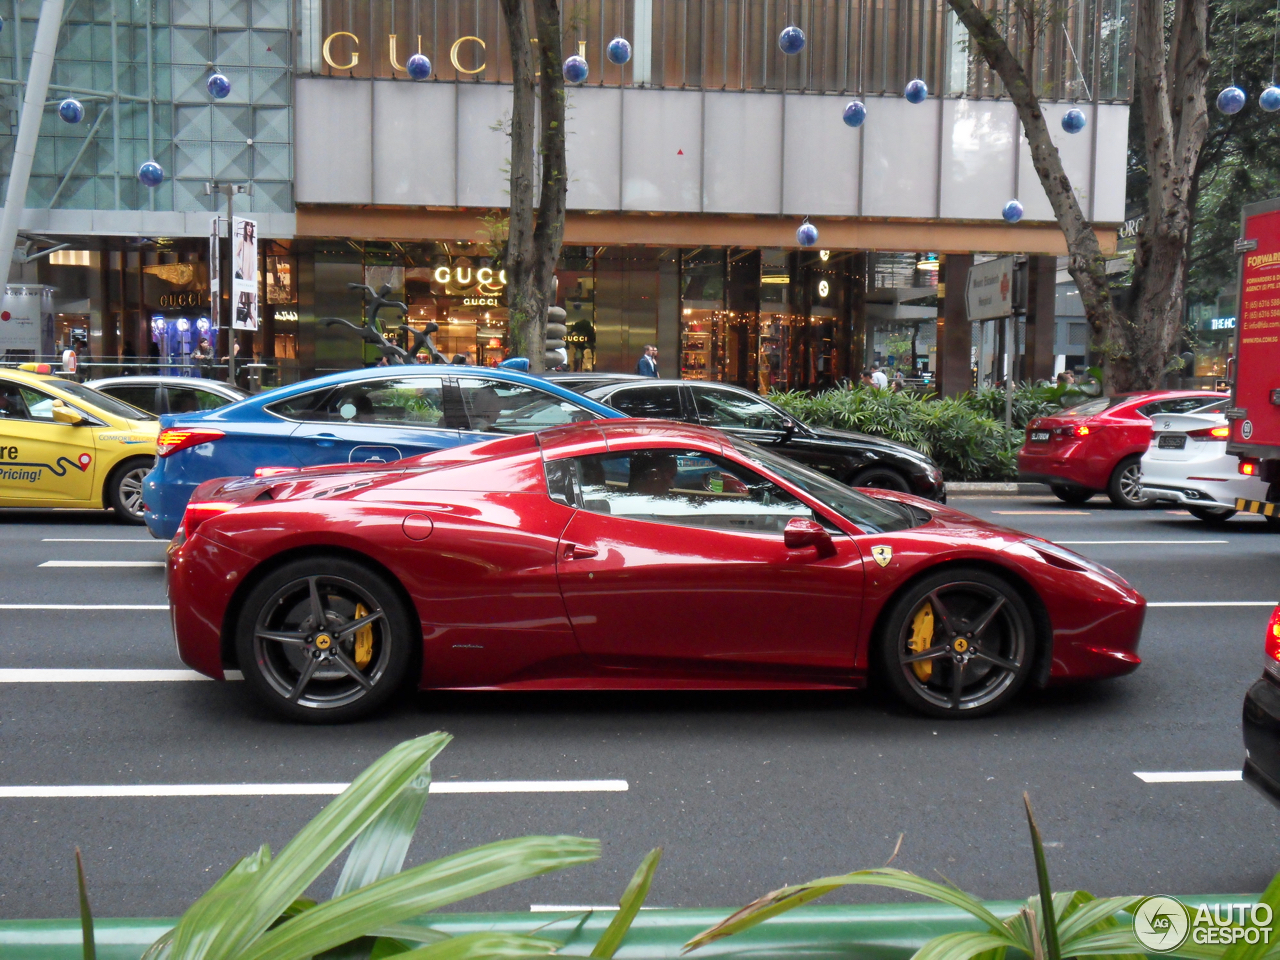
[353,603,374,669]
[907,603,935,681]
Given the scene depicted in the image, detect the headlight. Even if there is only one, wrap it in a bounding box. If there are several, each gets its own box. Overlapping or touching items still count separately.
[1024,538,1130,588]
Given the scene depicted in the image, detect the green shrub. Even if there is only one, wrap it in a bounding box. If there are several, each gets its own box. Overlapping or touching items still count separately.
[769,385,1069,482]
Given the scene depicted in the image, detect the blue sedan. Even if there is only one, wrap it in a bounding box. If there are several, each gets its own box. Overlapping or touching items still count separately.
[142,365,623,539]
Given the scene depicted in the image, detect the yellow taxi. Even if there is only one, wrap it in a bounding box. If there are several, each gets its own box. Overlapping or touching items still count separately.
[0,366,160,523]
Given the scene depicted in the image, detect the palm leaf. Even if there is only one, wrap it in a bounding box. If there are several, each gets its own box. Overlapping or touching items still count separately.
[167,845,273,960]
[1057,897,1144,946]
[1223,870,1280,960]
[75,848,95,960]
[242,835,601,960]
[684,868,1007,953]
[913,932,1018,960]
[1024,794,1062,960]
[207,732,452,960]
[333,761,434,898]
[391,932,561,960]
[591,847,663,959]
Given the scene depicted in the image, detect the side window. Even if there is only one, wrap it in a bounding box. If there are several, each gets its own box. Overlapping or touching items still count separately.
[100,384,158,414]
[167,387,232,414]
[458,378,598,434]
[544,459,580,507]
[1140,397,1213,417]
[604,385,686,421]
[269,378,447,427]
[568,448,817,534]
[0,381,31,420]
[692,388,787,431]
[19,387,57,421]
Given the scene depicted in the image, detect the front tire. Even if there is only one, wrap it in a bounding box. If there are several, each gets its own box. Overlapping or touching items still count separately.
[879,568,1036,718]
[1188,505,1237,522]
[850,466,911,493]
[235,558,414,723]
[1107,456,1148,509]
[107,458,153,524]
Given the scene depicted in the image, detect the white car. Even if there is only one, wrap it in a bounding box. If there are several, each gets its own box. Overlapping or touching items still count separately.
[1141,409,1272,522]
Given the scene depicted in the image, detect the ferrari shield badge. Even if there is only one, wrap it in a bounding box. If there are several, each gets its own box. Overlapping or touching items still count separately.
[871,545,893,567]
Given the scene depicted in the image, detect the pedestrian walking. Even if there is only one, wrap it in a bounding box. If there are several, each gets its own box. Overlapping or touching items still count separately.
[635,344,659,377]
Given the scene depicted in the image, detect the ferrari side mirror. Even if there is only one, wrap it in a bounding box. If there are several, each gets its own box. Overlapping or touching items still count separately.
[784,517,836,558]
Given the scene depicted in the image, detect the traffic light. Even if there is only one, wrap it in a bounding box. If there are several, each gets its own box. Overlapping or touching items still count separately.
[546,305,568,369]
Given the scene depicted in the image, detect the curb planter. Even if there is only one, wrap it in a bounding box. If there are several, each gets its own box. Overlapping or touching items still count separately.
[0,897,1259,960]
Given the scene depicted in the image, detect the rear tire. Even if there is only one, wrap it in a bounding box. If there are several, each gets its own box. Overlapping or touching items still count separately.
[235,557,414,723]
[850,466,911,493]
[107,457,153,524]
[1188,505,1237,522]
[1107,456,1148,509]
[1050,485,1094,504]
[878,567,1037,718]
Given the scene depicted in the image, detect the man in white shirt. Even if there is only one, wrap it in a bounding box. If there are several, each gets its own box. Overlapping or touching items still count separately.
[870,363,889,389]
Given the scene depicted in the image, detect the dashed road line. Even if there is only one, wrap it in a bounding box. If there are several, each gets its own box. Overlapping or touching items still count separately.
[1147,601,1275,607]
[38,560,164,568]
[992,510,1091,516]
[0,779,630,798]
[1134,771,1241,783]
[1057,539,1229,545]
[0,669,239,682]
[0,604,168,610]
[40,538,160,543]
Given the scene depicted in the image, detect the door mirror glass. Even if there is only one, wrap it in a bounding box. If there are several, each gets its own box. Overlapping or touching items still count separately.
[51,399,85,425]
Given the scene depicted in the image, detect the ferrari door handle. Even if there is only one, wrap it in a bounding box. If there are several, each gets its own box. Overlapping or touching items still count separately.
[562,543,598,560]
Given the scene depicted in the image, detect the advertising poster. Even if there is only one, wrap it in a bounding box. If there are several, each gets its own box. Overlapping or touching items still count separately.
[231,217,259,331]
[209,217,221,326]
[1234,208,1280,447]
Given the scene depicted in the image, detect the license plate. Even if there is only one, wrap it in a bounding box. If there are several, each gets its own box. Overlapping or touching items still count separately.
[1157,435,1186,450]
[1029,430,1050,442]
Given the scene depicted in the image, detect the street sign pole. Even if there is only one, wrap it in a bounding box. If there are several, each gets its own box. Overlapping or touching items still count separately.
[204,181,251,385]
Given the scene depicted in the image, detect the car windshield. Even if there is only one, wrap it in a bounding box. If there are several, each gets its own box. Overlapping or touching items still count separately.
[55,380,157,420]
[731,439,921,533]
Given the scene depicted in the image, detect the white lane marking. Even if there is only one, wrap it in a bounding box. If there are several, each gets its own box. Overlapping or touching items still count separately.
[993,510,1091,516]
[0,779,630,798]
[0,669,242,682]
[1057,539,1229,545]
[0,604,168,610]
[40,538,160,543]
[38,560,164,568]
[1134,771,1242,783]
[1147,601,1276,607]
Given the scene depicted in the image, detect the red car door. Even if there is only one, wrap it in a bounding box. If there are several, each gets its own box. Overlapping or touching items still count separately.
[550,446,864,679]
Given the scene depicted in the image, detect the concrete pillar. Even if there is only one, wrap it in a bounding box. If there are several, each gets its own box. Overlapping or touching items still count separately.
[1025,255,1057,384]
[937,253,974,397]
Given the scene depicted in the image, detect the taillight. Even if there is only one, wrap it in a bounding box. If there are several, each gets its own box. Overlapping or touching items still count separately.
[181,500,237,539]
[1187,425,1231,440]
[156,428,225,458]
[1266,605,1280,678]
[253,466,299,478]
[1053,424,1091,438]
[1241,458,1260,476]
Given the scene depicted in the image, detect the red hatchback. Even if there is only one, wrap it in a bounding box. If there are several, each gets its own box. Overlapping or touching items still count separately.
[1019,391,1227,507]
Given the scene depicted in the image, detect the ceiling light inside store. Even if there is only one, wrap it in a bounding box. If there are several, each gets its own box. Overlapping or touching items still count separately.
[916,260,940,272]
[761,275,790,284]
[819,250,830,261]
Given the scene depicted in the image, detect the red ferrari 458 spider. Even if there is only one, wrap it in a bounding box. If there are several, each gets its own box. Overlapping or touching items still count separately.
[167,420,1145,722]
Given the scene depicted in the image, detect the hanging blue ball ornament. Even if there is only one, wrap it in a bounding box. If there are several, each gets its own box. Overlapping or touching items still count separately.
[904,78,928,103]
[796,221,819,247]
[607,36,632,65]
[563,54,589,83]
[842,99,867,127]
[1061,108,1087,134]
[206,72,231,99]
[1261,86,1280,112]
[137,161,164,188]
[1217,85,1247,115]
[778,25,806,55]
[406,53,431,80]
[1002,199,1024,223]
[58,98,83,124]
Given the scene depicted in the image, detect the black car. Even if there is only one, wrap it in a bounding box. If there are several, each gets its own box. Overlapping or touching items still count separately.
[1243,603,1280,806]
[556,375,946,501]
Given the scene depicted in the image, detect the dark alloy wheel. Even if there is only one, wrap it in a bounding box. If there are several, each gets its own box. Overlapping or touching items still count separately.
[1188,505,1237,523]
[880,568,1036,718]
[850,466,911,493]
[1050,485,1094,505]
[1107,456,1148,509]
[108,458,152,524]
[235,558,413,722]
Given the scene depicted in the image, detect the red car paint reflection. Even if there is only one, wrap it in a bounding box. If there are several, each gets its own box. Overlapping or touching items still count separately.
[168,421,1144,720]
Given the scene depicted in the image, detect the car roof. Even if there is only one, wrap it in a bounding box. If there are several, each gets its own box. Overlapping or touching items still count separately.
[87,375,246,395]
[537,418,728,457]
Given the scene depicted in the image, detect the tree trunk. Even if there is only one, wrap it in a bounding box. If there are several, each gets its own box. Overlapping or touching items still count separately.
[947,0,1208,391]
[497,0,567,373]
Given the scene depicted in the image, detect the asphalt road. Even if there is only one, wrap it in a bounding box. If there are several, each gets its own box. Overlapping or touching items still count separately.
[0,498,1277,921]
